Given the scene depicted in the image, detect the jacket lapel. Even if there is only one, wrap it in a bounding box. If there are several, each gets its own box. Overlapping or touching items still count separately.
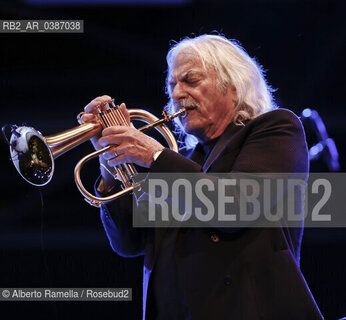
[202,122,241,172]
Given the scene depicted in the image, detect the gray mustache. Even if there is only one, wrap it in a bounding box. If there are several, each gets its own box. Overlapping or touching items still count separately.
[173,99,199,110]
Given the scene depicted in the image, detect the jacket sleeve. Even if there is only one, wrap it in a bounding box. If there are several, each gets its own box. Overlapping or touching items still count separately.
[96,178,147,257]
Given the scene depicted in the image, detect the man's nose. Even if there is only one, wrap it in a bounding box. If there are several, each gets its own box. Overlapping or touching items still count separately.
[172,82,187,101]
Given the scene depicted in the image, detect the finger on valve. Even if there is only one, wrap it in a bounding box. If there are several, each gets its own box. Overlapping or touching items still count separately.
[119,103,131,126]
[84,95,112,114]
[80,95,113,125]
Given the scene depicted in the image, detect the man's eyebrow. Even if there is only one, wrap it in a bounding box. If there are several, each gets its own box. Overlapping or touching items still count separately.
[179,70,205,82]
[169,69,204,85]
[183,70,203,77]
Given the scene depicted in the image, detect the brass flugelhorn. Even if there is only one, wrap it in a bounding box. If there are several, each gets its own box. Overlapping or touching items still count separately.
[3,100,186,207]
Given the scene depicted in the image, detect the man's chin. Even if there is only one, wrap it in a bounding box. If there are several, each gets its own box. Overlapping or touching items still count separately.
[183,123,202,136]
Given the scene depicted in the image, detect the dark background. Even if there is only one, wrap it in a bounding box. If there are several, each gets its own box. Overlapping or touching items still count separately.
[0,0,345,319]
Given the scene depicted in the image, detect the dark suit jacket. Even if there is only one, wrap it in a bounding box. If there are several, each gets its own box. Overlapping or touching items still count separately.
[100,108,323,320]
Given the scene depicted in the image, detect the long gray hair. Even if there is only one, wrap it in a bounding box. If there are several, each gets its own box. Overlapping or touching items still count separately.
[165,34,276,149]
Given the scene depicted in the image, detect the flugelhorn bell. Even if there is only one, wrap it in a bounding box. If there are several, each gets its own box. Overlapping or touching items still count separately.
[3,119,102,186]
[3,100,186,207]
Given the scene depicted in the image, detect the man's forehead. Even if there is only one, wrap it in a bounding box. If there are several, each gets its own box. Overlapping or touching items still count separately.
[171,50,204,76]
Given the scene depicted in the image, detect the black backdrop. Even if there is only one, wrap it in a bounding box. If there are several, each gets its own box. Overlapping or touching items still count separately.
[0,0,345,319]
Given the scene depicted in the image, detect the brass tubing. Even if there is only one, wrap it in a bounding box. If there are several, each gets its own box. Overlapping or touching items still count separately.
[116,165,131,188]
[74,145,141,207]
[109,102,128,126]
[107,107,137,177]
[101,106,137,184]
[100,113,112,128]
[113,108,126,126]
[46,122,101,158]
[107,109,120,126]
[118,109,129,126]
[97,112,107,128]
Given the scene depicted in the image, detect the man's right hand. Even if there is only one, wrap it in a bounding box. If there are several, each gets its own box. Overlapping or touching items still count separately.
[82,95,113,151]
[80,95,126,191]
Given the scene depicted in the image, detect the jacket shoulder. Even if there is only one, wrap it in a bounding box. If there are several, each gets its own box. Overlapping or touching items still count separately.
[252,108,303,127]
[242,108,306,139]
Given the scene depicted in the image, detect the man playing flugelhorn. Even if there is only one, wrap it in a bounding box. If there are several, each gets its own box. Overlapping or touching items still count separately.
[82,34,323,320]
